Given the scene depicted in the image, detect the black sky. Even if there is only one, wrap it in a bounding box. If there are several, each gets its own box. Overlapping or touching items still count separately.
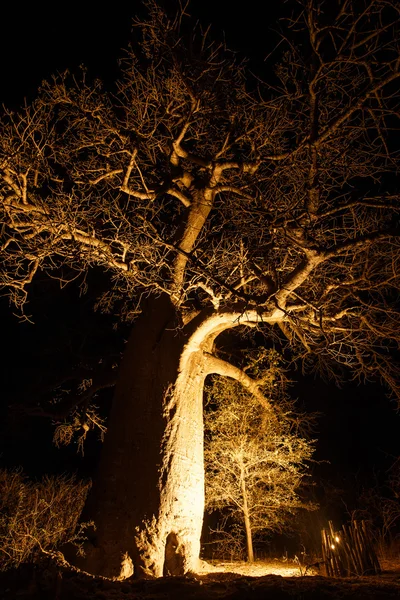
[1,1,283,108]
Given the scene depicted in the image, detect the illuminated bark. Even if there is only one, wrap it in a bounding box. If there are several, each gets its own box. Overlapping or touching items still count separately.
[78,295,281,578]
[78,294,201,577]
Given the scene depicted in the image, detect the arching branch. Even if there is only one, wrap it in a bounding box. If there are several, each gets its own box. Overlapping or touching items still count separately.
[203,353,271,411]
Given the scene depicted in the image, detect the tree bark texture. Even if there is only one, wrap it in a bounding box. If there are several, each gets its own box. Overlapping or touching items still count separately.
[75,295,281,578]
[78,294,210,578]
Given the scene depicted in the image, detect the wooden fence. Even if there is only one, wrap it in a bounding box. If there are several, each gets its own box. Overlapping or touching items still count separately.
[321,520,381,577]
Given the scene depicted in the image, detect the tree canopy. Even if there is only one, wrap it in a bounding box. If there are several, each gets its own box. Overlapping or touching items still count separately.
[1,0,399,406]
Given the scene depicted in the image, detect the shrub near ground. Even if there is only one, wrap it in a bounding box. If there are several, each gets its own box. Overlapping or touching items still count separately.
[0,469,90,570]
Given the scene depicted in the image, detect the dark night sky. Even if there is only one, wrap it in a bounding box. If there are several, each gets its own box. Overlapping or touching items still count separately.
[1,1,400,519]
[0,1,282,108]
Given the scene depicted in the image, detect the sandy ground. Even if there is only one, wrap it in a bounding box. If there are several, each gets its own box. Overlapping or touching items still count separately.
[203,558,313,577]
[2,557,400,599]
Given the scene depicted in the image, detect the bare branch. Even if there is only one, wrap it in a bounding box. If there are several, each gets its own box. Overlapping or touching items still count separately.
[203,353,271,410]
[1,0,399,398]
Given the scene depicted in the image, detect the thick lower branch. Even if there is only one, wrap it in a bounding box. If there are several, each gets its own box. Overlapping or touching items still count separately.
[203,353,271,410]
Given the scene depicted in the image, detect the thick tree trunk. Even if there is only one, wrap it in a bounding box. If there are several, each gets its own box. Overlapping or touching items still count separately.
[78,294,209,578]
[74,295,281,578]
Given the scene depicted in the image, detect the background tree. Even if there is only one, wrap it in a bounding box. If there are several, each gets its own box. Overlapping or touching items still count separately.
[348,458,400,558]
[204,350,316,563]
[1,0,400,579]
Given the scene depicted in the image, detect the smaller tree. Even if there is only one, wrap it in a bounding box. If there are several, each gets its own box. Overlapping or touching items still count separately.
[204,350,316,562]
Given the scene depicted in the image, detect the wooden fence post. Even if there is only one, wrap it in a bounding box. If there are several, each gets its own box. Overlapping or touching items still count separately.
[321,520,381,577]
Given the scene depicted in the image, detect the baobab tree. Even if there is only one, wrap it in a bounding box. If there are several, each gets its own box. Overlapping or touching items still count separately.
[204,352,315,563]
[1,0,400,579]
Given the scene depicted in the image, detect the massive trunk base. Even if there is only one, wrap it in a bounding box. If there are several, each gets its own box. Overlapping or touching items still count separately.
[73,295,281,578]
[76,295,209,578]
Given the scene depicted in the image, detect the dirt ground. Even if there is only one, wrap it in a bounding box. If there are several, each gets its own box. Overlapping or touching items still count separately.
[2,557,400,600]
